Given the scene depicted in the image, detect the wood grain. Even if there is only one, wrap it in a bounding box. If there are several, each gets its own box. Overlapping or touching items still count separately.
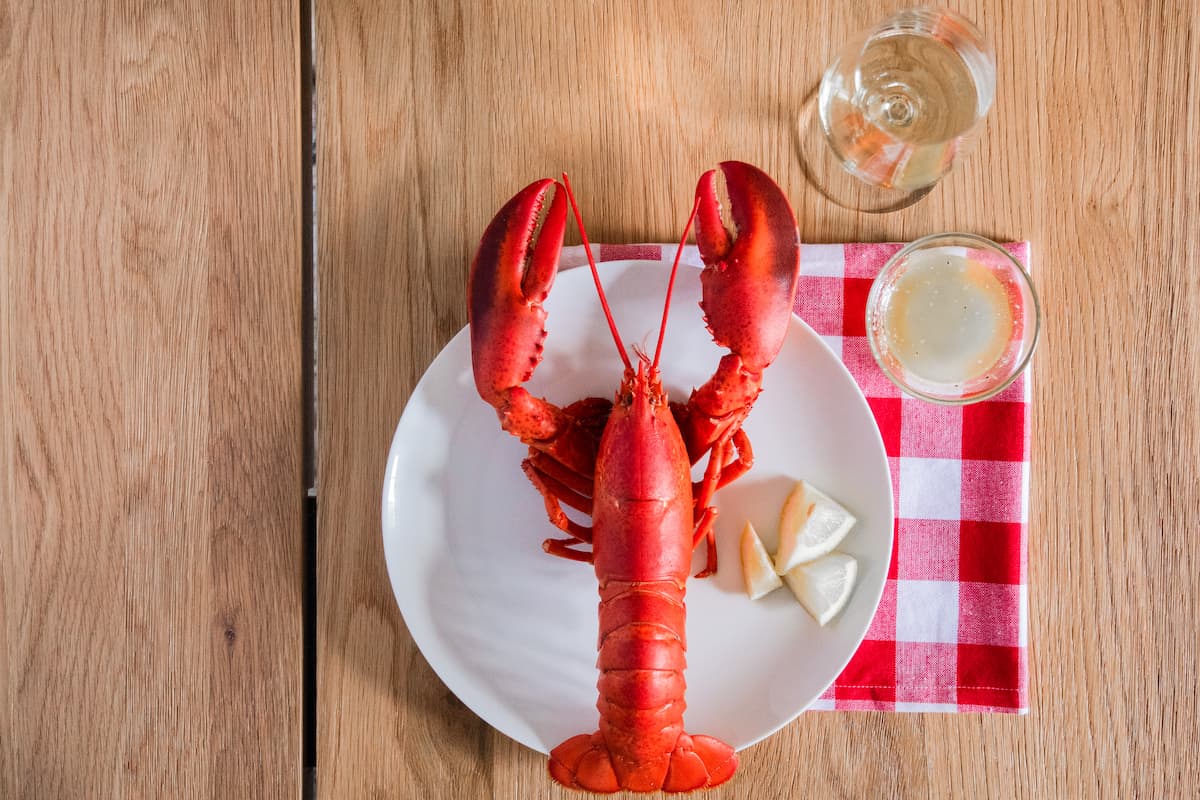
[316,1,1199,798]
[0,2,303,797]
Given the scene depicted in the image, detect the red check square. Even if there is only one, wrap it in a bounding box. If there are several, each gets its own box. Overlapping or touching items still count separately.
[794,276,845,336]
[896,519,960,581]
[959,521,1023,584]
[887,457,901,515]
[888,520,900,580]
[844,242,904,278]
[957,644,1024,710]
[865,579,897,639]
[961,460,1026,523]
[991,373,1027,403]
[843,337,902,398]
[868,397,903,457]
[958,582,1021,647]
[835,698,896,711]
[896,642,958,704]
[901,399,964,458]
[962,401,1026,461]
[842,278,874,336]
[598,243,662,262]
[835,639,896,703]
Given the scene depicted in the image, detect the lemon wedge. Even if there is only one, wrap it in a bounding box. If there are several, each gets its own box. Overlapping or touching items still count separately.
[740,521,783,600]
[783,552,858,626]
[774,481,857,575]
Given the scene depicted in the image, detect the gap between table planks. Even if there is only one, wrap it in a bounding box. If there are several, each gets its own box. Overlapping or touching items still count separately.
[316,1,1198,798]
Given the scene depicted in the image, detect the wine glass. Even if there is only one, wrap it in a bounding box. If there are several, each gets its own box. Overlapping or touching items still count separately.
[796,7,996,213]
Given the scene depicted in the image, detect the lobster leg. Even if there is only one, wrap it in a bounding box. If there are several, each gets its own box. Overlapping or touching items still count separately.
[522,459,594,544]
[543,539,595,564]
[715,428,754,490]
[689,437,727,578]
[691,507,717,568]
[519,398,613,559]
[688,429,757,576]
[526,454,597,562]
[523,458,593,516]
[527,451,595,502]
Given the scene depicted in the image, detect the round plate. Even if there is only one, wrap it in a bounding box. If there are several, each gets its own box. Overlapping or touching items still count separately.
[382,259,893,754]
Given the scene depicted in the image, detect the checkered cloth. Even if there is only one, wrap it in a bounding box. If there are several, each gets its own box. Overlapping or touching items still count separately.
[561,242,1031,715]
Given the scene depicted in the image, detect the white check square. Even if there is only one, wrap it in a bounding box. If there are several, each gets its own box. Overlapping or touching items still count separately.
[895,701,959,712]
[896,579,959,643]
[898,457,962,520]
[800,243,847,277]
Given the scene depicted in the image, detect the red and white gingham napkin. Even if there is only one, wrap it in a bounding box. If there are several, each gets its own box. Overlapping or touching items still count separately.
[561,242,1031,715]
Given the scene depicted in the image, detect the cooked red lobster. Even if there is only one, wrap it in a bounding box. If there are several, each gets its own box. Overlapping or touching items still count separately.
[468,162,800,793]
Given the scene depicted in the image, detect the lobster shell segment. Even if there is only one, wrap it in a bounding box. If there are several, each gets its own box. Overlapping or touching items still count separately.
[596,624,687,671]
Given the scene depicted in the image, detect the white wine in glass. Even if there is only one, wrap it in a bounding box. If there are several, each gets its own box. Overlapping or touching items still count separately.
[805,7,995,211]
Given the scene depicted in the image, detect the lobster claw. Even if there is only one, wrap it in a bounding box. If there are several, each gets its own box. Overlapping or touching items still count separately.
[676,162,800,466]
[468,179,568,438]
[694,161,800,371]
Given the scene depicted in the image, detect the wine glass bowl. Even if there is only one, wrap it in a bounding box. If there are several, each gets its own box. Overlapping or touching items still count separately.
[797,7,996,213]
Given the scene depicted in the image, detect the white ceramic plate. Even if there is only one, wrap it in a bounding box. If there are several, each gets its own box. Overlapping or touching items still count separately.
[382,259,893,755]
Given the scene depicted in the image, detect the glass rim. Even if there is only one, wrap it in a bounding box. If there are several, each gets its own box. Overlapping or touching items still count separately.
[865,232,1041,406]
[869,6,992,47]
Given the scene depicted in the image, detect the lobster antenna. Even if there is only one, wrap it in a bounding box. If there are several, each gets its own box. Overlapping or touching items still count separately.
[652,194,701,370]
[560,173,633,372]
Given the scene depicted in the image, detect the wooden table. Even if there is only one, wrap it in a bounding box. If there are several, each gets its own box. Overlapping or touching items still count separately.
[4,1,1197,797]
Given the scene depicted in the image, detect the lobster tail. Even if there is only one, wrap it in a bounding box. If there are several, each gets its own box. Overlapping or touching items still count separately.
[547,578,737,793]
